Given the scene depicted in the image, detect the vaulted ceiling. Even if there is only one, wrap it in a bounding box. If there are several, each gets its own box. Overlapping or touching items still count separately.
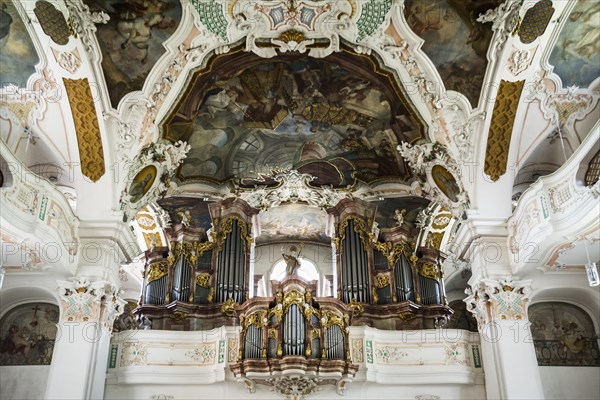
[1,0,598,275]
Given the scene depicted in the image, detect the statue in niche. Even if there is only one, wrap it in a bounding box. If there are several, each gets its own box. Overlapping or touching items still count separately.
[282,244,304,276]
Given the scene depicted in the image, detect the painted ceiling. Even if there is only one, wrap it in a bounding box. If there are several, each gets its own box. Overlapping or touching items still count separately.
[404,0,501,107]
[164,53,424,187]
[0,1,39,86]
[548,0,600,88]
[0,0,598,269]
[83,0,182,107]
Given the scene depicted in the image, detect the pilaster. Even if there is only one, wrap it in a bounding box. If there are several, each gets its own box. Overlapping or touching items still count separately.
[464,277,543,400]
[45,277,126,400]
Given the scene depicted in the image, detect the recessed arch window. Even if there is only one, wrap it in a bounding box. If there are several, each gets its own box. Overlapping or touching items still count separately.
[271,258,319,282]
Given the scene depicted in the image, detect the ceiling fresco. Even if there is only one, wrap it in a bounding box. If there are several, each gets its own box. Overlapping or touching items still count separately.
[372,196,430,229]
[0,1,39,87]
[404,0,500,107]
[548,1,600,88]
[83,0,182,107]
[165,55,423,187]
[257,204,329,244]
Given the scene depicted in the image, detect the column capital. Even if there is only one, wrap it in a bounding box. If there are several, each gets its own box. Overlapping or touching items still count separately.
[464,276,532,328]
[57,277,126,332]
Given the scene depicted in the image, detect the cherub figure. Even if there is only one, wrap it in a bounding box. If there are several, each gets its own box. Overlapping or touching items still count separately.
[394,209,407,226]
[177,210,192,227]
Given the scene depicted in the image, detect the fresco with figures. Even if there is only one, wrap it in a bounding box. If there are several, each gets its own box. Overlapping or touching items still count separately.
[404,0,501,106]
[0,303,59,365]
[373,196,430,229]
[157,197,214,241]
[529,302,600,367]
[166,58,421,187]
[257,204,329,244]
[83,0,182,107]
[0,1,40,87]
[549,1,600,88]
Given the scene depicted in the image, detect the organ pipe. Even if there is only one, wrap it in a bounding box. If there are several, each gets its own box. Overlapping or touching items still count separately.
[215,218,248,304]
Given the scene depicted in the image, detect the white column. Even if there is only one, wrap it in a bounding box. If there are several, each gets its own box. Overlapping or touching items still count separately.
[465,277,543,400]
[45,277,125,400]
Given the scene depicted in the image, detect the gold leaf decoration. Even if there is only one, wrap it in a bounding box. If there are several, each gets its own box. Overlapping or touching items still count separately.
[147,262,169,283]
[196,274,211,288]
[63,78,105,182]
[143,232,162,248]
[485,80,525,181]
[34,1,71,45]
[375,273,390,288]
[280,29,305,43]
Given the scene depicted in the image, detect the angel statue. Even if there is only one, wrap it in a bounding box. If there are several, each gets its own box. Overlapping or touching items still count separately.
[177,210,192,227]
[282,244,304,276]
[394,209,407,226]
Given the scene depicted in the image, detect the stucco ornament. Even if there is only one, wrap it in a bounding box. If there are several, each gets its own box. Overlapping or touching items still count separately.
[120,140,191,220]
[236,169,351,210]
[397,143,469,216]
[464,276,532,328]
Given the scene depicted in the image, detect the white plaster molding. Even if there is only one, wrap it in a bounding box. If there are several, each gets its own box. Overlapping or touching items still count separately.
[477,0,524,61]
[107,327,232,385]
[0,139,80,273]
[507,121,600,273]
[120,140,191,220]
[397,142,469,217]
[355,326,482,385]
[57,277,126,332]
[64,0,109,58]
[235,169,352,211]
[464,276,532,328]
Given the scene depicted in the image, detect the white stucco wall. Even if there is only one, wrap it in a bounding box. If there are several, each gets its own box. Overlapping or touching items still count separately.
[0,366,50,400]
[540,367,600,400]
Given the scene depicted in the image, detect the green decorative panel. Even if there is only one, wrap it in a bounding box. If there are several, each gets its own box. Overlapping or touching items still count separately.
[366,339,373,364]
[357,0,392,41]
[191,0,228,41]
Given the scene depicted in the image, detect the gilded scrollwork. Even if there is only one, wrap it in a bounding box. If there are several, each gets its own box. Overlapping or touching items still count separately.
[217,216,253,253]
[348,298,364,317]
[418,262,440,281]
[196,274,211,288]
[147,262,169,283]
[221,297,237,317]
[169,240,214,266]
[375,273,390,289]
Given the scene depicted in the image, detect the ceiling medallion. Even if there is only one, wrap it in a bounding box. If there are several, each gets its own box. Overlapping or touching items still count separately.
[235,169,352,210]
